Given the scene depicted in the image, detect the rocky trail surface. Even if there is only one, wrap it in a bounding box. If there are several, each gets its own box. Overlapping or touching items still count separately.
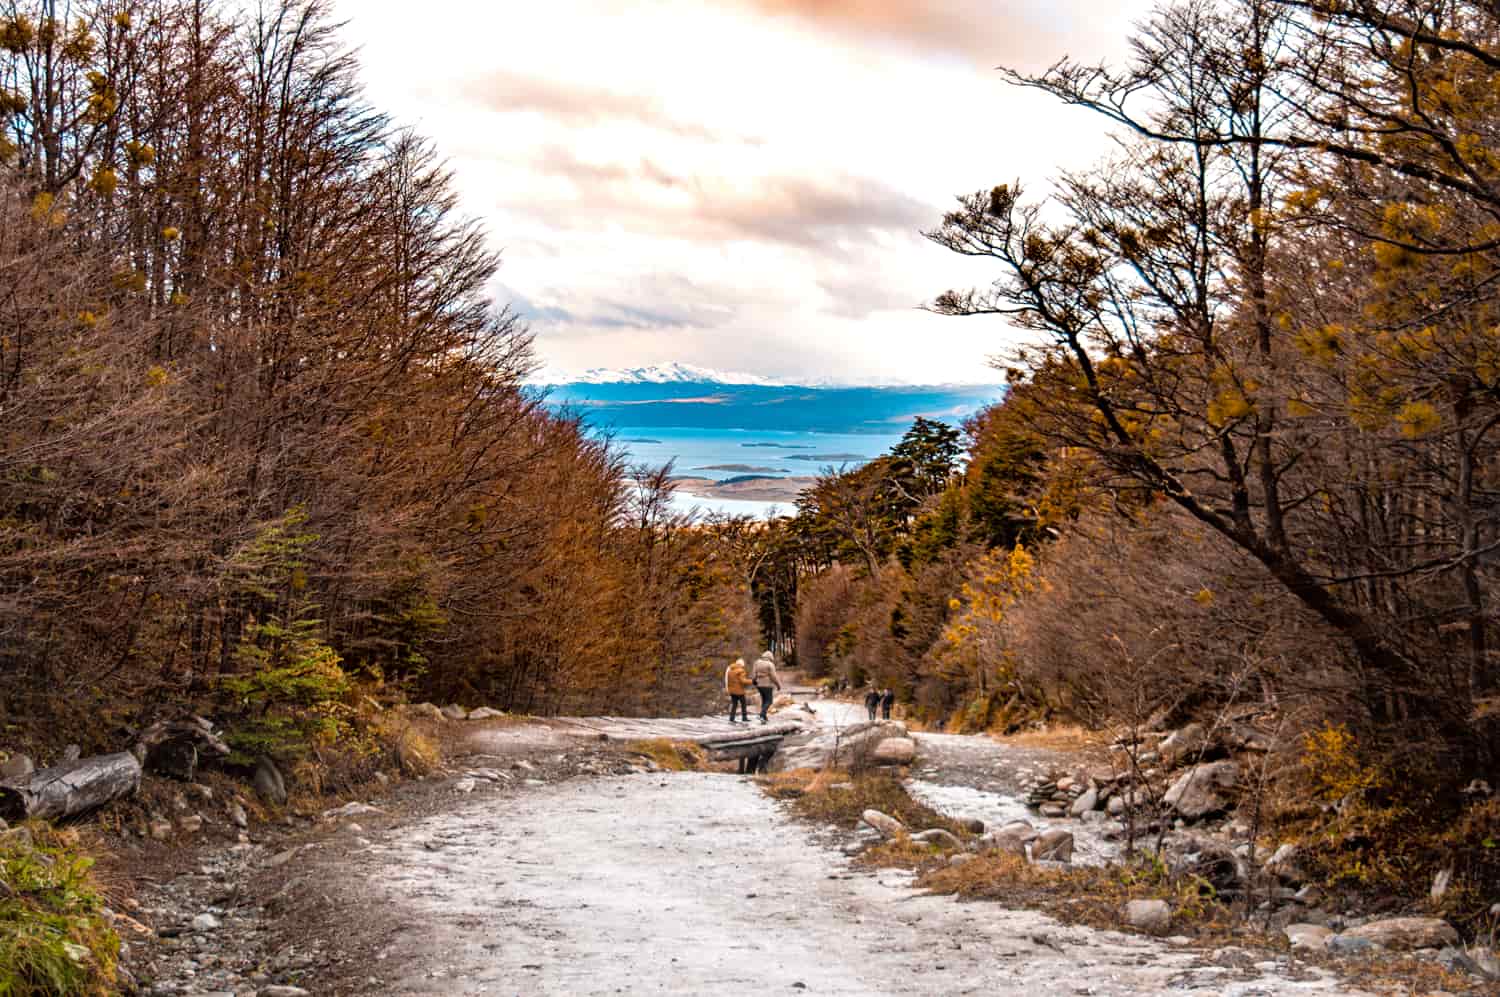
[130,699,1377,997]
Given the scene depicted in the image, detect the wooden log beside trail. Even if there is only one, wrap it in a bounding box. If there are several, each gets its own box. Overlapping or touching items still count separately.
[0,752,142,823]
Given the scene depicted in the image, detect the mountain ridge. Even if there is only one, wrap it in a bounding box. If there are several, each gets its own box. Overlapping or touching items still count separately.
[531,361,995,389]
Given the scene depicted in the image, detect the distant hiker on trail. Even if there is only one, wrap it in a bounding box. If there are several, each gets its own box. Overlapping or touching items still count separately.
[725,658,751,723]
[881,688,895,720]
[750,652,782,724]
[864,688,880,723]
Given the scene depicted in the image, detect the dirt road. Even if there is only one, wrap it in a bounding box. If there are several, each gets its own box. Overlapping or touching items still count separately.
[317,706,1363,996]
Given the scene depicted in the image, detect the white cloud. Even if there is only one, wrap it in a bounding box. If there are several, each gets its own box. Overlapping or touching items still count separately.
[335,0,1154,383]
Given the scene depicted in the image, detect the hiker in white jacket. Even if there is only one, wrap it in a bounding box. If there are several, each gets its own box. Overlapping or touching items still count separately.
[749,652,782,724]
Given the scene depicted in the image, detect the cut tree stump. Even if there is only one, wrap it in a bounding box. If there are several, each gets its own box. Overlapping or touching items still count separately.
[0,752,142,822]
[134,718,230,782]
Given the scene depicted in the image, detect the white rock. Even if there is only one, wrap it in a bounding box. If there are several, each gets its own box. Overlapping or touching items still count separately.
[441,704,468,721]
[1342,916,1460,951]
[1163,761,1239,819]
[467,707,505,720]
[860,809,905,839]
[1264,842,1305,882]
[871,737,916,766]
[453,778,477,794]
[1284,924,1333,951]
[1068,785,1099,817]
[191,913,221,932]
[1125,899,1172,935]
[1033,829,1074,863]
[1158,723,1207,766]
[910,828,962,850]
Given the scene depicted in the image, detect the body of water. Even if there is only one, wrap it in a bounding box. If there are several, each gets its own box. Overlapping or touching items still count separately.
[608,425,906,518]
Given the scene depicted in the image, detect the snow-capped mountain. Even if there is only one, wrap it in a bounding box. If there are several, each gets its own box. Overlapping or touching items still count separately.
[534,362,786,386]
[531,363,994,388]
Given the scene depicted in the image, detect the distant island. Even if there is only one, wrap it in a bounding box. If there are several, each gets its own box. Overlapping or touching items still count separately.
[789,453,866,462]
[694,464,786,473]
[622,437,663,444]
[672,475,815,503]
[742,442,815,449]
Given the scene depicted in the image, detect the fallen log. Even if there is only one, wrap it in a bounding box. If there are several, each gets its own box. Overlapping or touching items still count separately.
[0,752,142,823]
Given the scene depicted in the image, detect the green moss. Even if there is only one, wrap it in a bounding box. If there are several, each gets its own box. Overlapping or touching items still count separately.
[0,826,119,995]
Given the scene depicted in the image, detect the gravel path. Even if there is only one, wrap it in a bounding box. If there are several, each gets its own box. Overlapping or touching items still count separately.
[322,712,1366,997]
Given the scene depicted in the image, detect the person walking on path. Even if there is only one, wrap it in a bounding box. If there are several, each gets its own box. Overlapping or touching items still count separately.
[880,687,895,720]
[724,658,751,723]
[750,652,782,724]
[864,687,880,723]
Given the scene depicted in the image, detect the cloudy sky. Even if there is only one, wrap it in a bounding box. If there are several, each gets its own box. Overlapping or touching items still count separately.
[335,1,1155,384]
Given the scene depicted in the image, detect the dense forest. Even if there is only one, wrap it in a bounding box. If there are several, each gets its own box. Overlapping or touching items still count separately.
[781,0,1500,919]
[0,0,762,765]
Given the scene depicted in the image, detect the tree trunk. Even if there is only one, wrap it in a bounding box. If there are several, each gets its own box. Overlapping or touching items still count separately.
[0,753,143,823]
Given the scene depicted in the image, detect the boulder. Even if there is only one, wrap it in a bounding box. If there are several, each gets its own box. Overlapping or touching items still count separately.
[1436,947,1489,978]
[979,820,1037,856]
[1284,924,1333,951]
[1106,787,1149,817]
[1163,833,1245,893]
[1157,723,1207,766]
[404,702,445,722]
[253,757,287,806]
[1125,899,1171,935]
[1326,935,1376,956]
[467,707,504,720]
[911,828,962,850]
[871,738,916,766]
[1163,762,1239,820]
[1039,802,1068,819]
[1341,917,1460,951]
[1068,784,1099,817]
[1224,723,1272,753]
[1265,842,1307,883]
[860,809,905,839]
[441,704,468,721]
[1033,829,1074,863]
[229,802,248,830]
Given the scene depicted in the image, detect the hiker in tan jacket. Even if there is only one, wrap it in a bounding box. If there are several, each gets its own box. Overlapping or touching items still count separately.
[750,652,782,725]
[724,658,750,724]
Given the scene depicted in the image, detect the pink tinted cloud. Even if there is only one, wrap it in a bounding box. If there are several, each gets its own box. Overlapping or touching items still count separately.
[459,69,733,143]
[735,0,1081,67]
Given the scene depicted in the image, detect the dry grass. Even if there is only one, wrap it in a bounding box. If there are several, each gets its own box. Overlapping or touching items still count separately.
[761,769,973,840]
[624,739,706,772]
[1001,724,1106,753]
[920,851,1238,935]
